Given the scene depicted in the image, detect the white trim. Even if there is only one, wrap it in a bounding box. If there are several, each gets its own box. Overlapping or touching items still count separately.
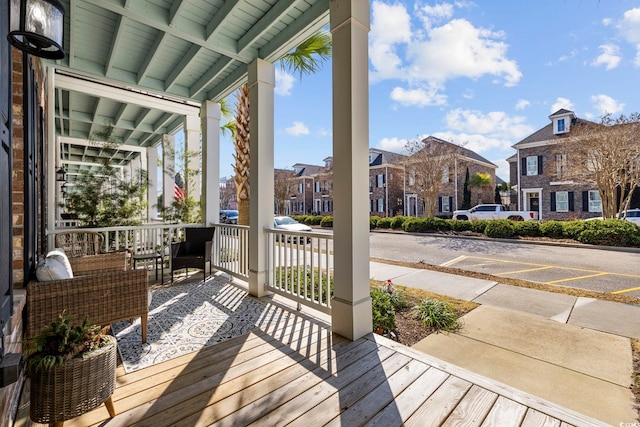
[549,181,574,186]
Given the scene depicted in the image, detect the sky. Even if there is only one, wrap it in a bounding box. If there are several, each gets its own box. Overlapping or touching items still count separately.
[210,0,640,182]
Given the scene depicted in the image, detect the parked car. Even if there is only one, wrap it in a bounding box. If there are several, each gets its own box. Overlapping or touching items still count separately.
[222,210,238,224]
[619,208,640,225]
[274,216,312,243]
[452,204,538,221]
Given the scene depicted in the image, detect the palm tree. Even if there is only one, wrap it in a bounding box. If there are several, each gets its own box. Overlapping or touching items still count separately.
[233,31,332,225]
[468,172,493,205]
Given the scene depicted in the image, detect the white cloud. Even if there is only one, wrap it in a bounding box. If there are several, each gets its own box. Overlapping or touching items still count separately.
[590,94,625,116]
[617,8,640,66]
[390,87,447,107]
[317,128,332,137]
[515,99,530,110]
[551,97,574,113]
[407,19,522,87]
[285,121,310,136]
[492,158,511,182]
[377,137,409,153]
[417,3,454,29]
[592,44,621,70]
[433,131,512,154]
[444,108,533,142]
[275,69,295,96]
[602,17,613,26]
[369,1,521,105]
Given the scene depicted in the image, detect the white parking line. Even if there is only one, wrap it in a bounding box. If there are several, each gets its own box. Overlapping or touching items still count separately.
[440,255,467,267]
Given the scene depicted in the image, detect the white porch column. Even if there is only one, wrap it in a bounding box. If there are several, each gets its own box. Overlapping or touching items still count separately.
[46,69,56,249]
[248,59,275,298]
[184,114,201,202]
[162,134,175,208]
[146,147,158,220]
[201,101,221,225]
[330,0,372,340]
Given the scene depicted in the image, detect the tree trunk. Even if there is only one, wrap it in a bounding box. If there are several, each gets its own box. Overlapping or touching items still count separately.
[234,85,250,226]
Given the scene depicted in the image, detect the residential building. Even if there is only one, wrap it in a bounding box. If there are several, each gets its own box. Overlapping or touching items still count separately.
[405,137,498,217]
[367,148,406,217]
[507,109,639,220]
[288,163,325,215]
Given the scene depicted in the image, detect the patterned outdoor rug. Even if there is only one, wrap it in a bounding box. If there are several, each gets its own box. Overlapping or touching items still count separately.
[111,277,279,373]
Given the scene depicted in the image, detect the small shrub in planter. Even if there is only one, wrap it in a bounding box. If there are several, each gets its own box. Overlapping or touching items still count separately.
[540,220,564,238]
[320,215,333,227]
[449,219,473,232]
[562,220,593,240]
[376,217,393,229]
[403,218,427,233]
[370,216,380,229]
[469,220,490,234]
[577,219,640,247]
[413,298,461,332]
[484,220,515,238]
[371,287,396,332]
[391,216,409,229]
[513,221,542,237]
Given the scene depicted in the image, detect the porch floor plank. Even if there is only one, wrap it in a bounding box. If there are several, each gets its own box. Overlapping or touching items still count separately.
[16,304,607,427]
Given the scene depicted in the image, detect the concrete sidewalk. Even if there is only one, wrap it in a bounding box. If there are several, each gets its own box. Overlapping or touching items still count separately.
[370,261,640,425]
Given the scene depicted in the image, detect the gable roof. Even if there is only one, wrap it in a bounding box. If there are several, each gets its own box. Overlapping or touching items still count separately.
[512,117,596,147]
[421,136,496,168]
[292,163,324,177]
[368,148,407,166]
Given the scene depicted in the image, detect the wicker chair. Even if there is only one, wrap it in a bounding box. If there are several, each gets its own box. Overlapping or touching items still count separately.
[55,231,106,257]
[26,251,149,343]
[171,227,215,281]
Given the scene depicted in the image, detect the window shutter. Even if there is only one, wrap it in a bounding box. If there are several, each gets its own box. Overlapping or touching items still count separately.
[568,192,574,211]
[449,196,453,212]
[538,155,543,175]
[521,158,526,176]
[550,192,556,211]
[582,191,588,211]
[438,197,442,212]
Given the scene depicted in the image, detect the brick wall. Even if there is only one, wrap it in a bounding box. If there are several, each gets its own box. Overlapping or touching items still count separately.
[11,48,24,286]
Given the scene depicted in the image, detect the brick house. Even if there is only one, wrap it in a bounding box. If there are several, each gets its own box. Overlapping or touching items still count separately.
[506,109,636,221]
[367,148,406,217]
[287,163,325,215]
[405,137,497,217]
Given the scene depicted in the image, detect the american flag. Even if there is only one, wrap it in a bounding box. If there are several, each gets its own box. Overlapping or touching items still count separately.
[174,176,185,201]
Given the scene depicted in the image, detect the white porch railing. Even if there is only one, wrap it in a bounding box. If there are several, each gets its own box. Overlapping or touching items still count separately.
[211,224,249,280]
[49,223,333,313]
[265,228,334,314]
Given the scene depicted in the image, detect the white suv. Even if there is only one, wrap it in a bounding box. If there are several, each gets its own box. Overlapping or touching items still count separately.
[620,209,640,225]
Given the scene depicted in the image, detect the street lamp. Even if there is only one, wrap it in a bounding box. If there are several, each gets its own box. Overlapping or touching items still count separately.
[7,0,65,59]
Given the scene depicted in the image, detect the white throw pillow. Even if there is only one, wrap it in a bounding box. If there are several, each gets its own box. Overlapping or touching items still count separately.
[36,257,71,281]
[46,248,74,278]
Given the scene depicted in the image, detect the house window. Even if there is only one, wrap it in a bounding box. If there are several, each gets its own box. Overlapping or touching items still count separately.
[556,191,568,212]
[377,199,384,213]
[441,167,449,183]
[589,190,602,212]
[587,152,598,172]
[376,174,384,188]
[314,181,320,192]
[441,196,450,212]
[298,183,303,193]
[408,171,415,186]
[556,154,567,179]
[557,118,565,133]
[527,156,538,176]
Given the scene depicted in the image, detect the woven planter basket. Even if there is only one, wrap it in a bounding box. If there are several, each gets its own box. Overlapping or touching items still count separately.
[29,335,117,424]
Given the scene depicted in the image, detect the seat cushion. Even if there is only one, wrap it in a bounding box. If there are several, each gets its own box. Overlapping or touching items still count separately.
[36,257,72,281]
[46,248,74,278]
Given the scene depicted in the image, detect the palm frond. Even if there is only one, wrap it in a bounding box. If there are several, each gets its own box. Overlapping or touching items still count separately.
[280,31,332,80]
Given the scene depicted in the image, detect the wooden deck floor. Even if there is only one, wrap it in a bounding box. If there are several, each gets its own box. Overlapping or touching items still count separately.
[16,303,607,427]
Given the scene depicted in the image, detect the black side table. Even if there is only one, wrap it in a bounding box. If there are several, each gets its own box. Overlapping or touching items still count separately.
[133,253,164,283]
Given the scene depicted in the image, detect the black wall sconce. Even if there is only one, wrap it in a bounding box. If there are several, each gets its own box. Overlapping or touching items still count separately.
[7,0,65,59]
[55,166,66,182]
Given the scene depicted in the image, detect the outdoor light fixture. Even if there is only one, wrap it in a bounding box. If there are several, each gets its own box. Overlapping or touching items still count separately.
[55,166,67,182]
[7,0,65,59]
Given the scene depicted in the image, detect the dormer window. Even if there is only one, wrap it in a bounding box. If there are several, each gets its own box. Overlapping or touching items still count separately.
[557,118,565,133]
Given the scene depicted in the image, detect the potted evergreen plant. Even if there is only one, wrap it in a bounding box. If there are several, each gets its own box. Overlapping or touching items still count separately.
[25,313,117,426]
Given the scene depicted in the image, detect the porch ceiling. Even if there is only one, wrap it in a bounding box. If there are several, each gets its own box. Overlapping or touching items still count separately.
[54,0,330,168]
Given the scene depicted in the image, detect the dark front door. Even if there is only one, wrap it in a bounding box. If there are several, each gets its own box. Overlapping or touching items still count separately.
[0,0,14,354]
[530,197,539,212]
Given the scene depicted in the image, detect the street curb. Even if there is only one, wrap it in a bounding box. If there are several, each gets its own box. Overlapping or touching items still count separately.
[367,228,640,254]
